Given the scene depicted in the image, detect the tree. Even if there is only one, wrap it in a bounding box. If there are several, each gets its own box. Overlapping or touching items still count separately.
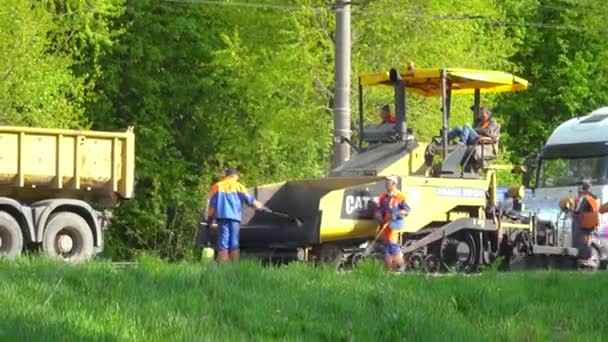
[496,0,608,158]
[90,0,336,259]
[0,0,123,128]
[0,0,84,127]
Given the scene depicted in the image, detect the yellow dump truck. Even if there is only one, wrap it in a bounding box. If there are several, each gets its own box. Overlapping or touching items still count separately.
[0,126,135,261]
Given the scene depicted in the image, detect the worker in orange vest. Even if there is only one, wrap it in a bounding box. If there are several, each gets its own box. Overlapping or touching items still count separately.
[374,176,411,270]
[573,180,600,267]
[378,104,397,124]
[207,168,262,262]
[445,107,499,145]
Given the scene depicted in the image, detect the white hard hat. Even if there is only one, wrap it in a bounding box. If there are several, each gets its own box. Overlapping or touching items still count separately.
[386,176,399,184]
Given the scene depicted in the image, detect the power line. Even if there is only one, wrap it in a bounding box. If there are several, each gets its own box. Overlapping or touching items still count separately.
[161,0,608,32]
[517,0,608,15]
[540,0,604,11]
[354,10,607,32]
[162,0,328,12]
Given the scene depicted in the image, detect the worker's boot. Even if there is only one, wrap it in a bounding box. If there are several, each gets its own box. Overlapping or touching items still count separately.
[217,250,229,262]
[383,256,393,270]
[395,261,406,273]
[229,249,240,262]
[392,253,405,273]
[577,258,592,270]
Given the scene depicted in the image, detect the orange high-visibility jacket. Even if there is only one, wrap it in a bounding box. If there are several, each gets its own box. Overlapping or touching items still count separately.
[374,191,410,243]
[577,194,600,229]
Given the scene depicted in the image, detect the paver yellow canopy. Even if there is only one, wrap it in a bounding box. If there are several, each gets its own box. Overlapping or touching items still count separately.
[355,67,529,159]
[359,68,529,96]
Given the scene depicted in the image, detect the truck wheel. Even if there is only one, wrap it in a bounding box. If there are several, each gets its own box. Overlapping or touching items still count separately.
[0,211,23,260]
[314,244,344,268]
[42,212,94,262]
[439,231,478,272]
[508,231,531,270]
[588,245,601,271]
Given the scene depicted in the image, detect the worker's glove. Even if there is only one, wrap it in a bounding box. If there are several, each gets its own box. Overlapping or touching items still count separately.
[252,200,263,209]
[390,208,403,221]
[559,197,574,212]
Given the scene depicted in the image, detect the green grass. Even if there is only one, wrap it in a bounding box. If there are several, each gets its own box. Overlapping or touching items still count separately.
[0,257,607,341]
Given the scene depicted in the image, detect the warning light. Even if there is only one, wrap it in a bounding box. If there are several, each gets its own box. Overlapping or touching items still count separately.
[406,61,415,72]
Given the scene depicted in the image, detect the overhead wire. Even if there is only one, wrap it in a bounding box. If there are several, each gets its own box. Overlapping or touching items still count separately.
[162,0,608,32]
[533,0,605,11]
[161,0,327,12]
[515,0,608,17]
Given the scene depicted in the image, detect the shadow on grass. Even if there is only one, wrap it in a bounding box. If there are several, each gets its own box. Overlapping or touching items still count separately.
[0,315,119,341]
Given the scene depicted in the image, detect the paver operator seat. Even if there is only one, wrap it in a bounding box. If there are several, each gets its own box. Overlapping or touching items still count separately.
[423,122,502,176]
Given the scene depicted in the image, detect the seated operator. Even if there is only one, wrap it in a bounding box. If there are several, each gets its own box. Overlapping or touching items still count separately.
[378,104,396,125]
[444,107,499,146]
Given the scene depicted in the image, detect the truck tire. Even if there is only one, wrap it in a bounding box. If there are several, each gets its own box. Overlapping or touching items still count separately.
[313,244,344,268]
[0,211,23,260]
[589,245,601,271]
[42,212,94,262]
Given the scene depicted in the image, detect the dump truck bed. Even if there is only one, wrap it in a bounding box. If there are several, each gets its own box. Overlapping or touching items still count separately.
[0,126,135,204]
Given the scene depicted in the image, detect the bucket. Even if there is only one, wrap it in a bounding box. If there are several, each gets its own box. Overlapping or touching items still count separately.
[201,246,215,261]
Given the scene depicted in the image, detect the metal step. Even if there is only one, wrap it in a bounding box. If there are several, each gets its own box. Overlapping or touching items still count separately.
[532,245,578,257]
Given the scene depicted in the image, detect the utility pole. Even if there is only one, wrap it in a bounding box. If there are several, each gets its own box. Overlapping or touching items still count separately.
[332,0,351,168]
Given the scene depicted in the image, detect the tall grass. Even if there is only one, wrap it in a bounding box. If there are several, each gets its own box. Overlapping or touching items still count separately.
[0,257,606,341]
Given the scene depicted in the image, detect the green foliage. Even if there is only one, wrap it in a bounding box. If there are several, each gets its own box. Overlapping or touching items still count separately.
[90,0,220,260]
[92,0,336,259]
[46,0,126,107]
[2,258,608,340]
[496,0,608,158]
[494,142,524,186]
[0,0,123,128]
[0,0,84,127]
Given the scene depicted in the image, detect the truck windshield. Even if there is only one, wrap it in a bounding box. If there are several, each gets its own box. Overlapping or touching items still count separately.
[538,156,608,187]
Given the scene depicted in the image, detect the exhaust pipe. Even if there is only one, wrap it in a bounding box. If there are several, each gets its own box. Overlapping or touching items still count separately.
[390,68,407,141]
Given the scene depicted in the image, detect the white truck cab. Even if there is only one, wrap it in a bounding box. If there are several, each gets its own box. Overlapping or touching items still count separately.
[524,107,608,260]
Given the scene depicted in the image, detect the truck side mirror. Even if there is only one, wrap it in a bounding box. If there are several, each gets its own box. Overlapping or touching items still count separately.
[521,163,531,188]
[511,165,526,175]
[522,153,539,189]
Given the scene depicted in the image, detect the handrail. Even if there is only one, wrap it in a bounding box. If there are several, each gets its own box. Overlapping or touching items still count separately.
[461,137,500,174]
